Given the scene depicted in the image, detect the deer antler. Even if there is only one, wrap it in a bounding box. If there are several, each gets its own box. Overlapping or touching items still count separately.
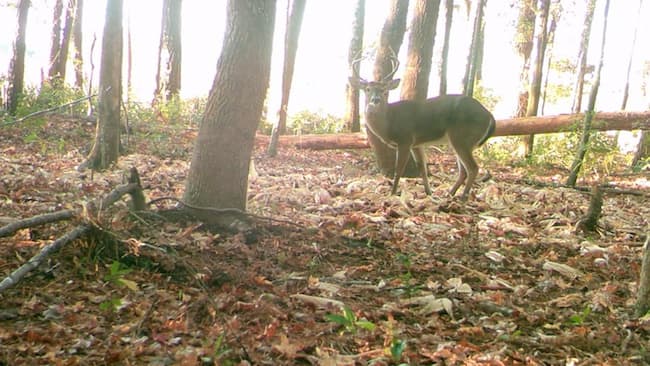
[382,46,400,82]
[350,50,368,82]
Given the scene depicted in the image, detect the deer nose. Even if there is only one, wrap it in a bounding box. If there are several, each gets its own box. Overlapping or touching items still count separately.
[370,95,382,105]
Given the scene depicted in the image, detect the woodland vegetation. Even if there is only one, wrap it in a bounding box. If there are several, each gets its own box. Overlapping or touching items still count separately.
[0,0,649,364]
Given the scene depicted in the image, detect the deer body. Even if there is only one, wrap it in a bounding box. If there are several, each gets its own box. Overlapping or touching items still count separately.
[350,77,495,199]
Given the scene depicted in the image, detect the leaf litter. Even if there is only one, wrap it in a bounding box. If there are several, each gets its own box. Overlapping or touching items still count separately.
[0,115,648,364]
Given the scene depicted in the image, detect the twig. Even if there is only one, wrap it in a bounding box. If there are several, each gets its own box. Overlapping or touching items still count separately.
[1,93,98,127]
[148,196,306,229]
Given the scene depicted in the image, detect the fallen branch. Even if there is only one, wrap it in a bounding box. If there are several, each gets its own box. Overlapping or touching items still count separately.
[0,175,144,293]
[1,93,98,127]
[0,210,75,238]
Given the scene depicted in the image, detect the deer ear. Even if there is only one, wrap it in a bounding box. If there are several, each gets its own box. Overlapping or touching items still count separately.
[388,79,400,90]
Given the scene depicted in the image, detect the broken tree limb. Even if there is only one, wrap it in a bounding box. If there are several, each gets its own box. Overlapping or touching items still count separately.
[0,178,144,293]
[255,110,650,150]
[0,210,75,238]
[0,225,90,292]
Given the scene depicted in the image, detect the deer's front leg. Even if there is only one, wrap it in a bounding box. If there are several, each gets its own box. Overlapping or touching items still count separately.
[391,145,412,195]
[411,147,431,195]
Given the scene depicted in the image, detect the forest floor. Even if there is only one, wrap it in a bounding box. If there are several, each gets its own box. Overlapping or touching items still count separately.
[0,115,649,365]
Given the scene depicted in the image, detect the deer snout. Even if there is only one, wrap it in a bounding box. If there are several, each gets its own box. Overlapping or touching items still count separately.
[369,95,382,105]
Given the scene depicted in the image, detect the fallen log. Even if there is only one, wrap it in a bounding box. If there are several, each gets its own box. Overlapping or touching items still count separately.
[255,110,650,150]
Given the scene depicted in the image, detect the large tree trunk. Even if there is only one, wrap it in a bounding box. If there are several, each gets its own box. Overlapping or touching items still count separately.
[571,0,597,114]
[183,0,276,212]
[524,0,550,157]
[400,0,440,101]
[370,0,413,177]
[153,0,183,103]
[6,0,30,115]
[72,0,84,89]
[462,0,486,97]
[267,0,307,157]
[259,111,650,150]
[344,0,365,133]
[439,0,453,95]
[83,0,123,170]
[567,0,611,187]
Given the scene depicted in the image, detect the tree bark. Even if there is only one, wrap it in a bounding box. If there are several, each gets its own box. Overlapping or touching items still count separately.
[83,0,123,170]
[344,0,365,132]
[268,0,307,157]
[183,0,276,212]
[524,0,550,157]
[635,235,650,317]
[258,111,650,150]
[631,130,649,170]
[567,0,610,187]
[50,0,75,82]
[47,0,64,81]
[72,0,84,89]
[6,0,30,115]
[400,0,440,101]
[370,0,415,177]
[439,0,453,95]
[153,0,183,103]
[463,0,486,97]
[514,0,536,118]
[620,0,643,110]
[571,0,597,114]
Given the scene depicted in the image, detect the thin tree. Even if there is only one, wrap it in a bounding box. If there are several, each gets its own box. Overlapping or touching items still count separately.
[6,0,31,115]
[267,0,307,157]
[439,0,453,95]
[183,0,276,213]
[513,0,536,117]
[400,0,440,101]
[621,0,643,110]
[523,0,550,157]
[153,0,183,103]
[567,0,611,187]
[83,0,123,170]
[49,0,75,82]
[72,0,84,89]
[47,0,63,81]
[571,0,597,113]
[540,1,560,115]
[462,0,487,97]
[369,0,410,177]
[344,0,365,132]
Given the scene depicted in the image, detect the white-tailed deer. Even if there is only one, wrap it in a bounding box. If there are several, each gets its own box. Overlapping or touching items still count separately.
[349,59,495,200]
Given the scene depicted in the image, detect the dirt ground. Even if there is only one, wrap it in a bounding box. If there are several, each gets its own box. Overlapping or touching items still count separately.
[1,116,649,365]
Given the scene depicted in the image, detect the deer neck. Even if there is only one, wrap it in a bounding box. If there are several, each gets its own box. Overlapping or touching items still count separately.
[364,102,394,147]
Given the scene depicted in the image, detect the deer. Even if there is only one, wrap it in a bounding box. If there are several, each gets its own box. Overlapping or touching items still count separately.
[349,55,496,200]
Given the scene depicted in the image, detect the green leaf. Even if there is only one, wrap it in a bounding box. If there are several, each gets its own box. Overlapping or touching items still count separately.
[390,339,407,361]
[356,320,376,331]
[324,314,350,326]
[117,278,139,291]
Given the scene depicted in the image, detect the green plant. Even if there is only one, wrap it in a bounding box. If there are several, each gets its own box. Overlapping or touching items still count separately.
[388,338,408,364]
[104,261,139,291]
[568,306,591,325]
[325,306,376,335]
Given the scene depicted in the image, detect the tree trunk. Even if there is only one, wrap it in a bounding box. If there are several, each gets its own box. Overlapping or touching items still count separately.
[514,0,536,118]
[344,0,365,132]
[540,3,559,115]
[126,13,133,104]
[463,0,486,97]
[52,0,75,82]
[567,0,610,187]
[267,0,307,157]
[153,0,183,103]
[439,0,453,95]
[47,0,64,81]
[400,0,440,101]
[370,0,414,177]
[524,0,550,157]
[631,130,649,170]
[183,0,276,212]
[620,0,643,110]
[83,0,123,170]
[635,236,650,317]
[6,0,30,115]
[72,0,84,89]
[571,0,597,113]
